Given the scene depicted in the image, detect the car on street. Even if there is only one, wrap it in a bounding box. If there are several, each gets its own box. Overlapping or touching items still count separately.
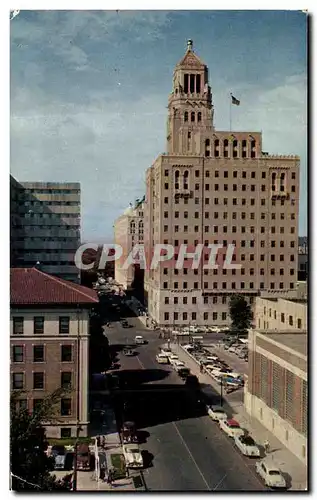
[121,320,129,328]
[75,444,91,471]
[219,419,245,438]
[51,445,66,470]
[156,353,169,364]
[234,435,261,457]
[255,459,287,488]
[135,335,146,345]
[123,348,134,356]
[122,443,143,468]
[206,405,228,422]
[177,367,191,380]
[168,354,179,365]
[173,360,186,372]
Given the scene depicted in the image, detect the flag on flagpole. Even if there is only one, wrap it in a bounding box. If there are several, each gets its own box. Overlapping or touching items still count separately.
[230,93,240,106]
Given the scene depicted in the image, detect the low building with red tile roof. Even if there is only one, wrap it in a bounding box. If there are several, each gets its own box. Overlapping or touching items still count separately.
[10,267,99,438]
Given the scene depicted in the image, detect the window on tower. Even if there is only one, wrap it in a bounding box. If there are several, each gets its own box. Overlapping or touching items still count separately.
[191,112,195,122]
[184,111,188,122]
[184,74,189,94]
[190,74,195,93]
[198,112,202,122]
[196,74,201,93]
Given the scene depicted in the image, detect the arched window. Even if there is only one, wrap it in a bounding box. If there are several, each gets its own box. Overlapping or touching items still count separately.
[272,173,277,192]
[183,170,189,189]
[130,221,136,234]
[191,112,195,122]
[205,139,210,158]
[184,111,188,122]
[224,139,229,147]
[233,140,238,148]
[280,172,285,192]
[198,112,202,122]
[175,170,180,179]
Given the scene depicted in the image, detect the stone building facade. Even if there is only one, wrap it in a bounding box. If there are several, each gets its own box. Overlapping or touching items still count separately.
[10,267,98,438]
[245,328,307,465]
[144,40,300,327]
[114,199,144,290]
[255,296,307,331]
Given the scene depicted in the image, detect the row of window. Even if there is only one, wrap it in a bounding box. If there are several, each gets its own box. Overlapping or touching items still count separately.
[164,210,296,222]
[11,344,73,363]
[165,169,297,181]
[12,369,72,390]
[22,201,79,206]
[23,189,80,195]
[162,196,295,208]
[12,316,70,335]
[13,392,73,416]
[163,311,227,321]
[173,183,296,193]
[163,281,293,290]
[164,295,253,305]
[164,268,295,276]
[24,213,79,218]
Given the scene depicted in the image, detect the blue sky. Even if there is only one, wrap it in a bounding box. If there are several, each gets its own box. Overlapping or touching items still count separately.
[10,10,307,241]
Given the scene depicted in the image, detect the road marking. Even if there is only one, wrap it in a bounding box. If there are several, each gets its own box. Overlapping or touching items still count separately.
[172,422,211,491]
[213,472,228,490]
[136,356,145,369]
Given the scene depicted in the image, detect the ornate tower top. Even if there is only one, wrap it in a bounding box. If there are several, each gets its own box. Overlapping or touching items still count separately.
[187,39,193,51]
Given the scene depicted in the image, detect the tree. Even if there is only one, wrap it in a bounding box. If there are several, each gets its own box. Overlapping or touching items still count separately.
[10,388,72,491]
[229,294,253,334]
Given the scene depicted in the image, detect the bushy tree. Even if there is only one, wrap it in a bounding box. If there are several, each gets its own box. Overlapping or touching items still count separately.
[10,388,72,491]
[229,294,253,334]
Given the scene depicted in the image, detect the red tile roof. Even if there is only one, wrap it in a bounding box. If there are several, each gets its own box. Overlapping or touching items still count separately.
[10,268,99,306]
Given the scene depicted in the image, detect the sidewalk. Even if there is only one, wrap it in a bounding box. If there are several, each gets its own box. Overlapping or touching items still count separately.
[126,297,154,329]
[172,342,307,491]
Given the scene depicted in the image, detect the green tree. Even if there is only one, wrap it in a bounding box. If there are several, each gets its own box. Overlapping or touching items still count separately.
[10,388,72,491]
[229,294,253,334]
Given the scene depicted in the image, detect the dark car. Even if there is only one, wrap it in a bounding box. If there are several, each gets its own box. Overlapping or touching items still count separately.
[121,320,129,328]
[178,368,191,380]
[52,445,66,470]
[185,375,199,387]
[123,348,134,356]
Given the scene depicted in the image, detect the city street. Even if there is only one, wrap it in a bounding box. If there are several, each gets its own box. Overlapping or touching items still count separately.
[103,308,265,492]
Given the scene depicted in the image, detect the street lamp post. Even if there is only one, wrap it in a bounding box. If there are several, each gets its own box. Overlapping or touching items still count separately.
[220,377,223,407]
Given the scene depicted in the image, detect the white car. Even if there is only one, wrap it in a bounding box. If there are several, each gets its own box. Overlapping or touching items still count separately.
[206,405,228,422]
[122,444,143,469]
[168,354,179,364]
[156,353,169,364]
[173,360,185,371]
[135,335,145,345]
[219,419,245,438]
[234,435,261,457]
[255,459,286,488]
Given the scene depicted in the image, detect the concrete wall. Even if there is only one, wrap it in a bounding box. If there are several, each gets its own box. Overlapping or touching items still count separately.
[245,391,307,466]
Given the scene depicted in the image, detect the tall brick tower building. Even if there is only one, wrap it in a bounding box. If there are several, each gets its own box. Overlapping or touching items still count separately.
[144,40,300,327]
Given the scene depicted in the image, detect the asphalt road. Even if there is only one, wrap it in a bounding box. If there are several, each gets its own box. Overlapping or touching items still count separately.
[104,311,265,492]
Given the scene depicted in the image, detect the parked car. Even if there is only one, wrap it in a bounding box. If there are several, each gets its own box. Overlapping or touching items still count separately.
[234,435,261,457]
[156,353,169,364]
[75,444,91,471]
[168,354,179,365]
[121,421,138,444]
[178,367,191,380]
[52,445,66,470]
[185,374,199,387]
[206,405,228,422]
[135,335,146,345]
[173,360,185,371]
[255,459,287,488]
[121,320,129,328]
[219,419,245,438]
[123,348,134,356]
[123,443,143,468]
